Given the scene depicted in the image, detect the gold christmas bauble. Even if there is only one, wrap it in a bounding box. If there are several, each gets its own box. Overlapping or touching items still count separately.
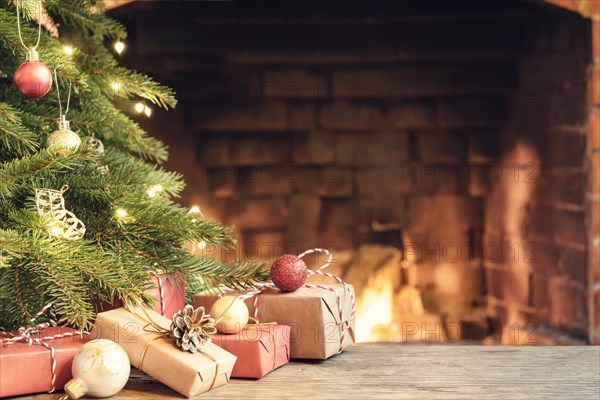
[210,296,249,334]
[46,128,81,150]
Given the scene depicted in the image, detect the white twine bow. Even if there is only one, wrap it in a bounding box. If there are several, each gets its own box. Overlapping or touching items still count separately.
[0,304,87,393]
[229,248,356,355]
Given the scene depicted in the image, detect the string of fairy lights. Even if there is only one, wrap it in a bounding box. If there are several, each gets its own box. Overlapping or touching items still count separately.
[55,41,206,249]
[62,40,152,117]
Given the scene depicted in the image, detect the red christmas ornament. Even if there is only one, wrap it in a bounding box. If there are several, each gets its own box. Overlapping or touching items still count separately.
[13,49,52,99]
[270,254,308,292]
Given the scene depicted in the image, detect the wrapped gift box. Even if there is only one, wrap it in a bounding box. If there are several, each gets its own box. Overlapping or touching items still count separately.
[193,284,355,360]
[96,273,186,319]
[210,325,290,379]
[90,307,236,398]
[0,327,87,397]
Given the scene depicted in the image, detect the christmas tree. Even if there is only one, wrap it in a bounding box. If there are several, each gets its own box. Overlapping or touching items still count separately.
[0,0,267,330]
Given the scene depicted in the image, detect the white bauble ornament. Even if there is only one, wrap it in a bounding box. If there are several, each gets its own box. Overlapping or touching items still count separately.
[46,116,81,150]
[210,296,249,334]
[63,339,130,399]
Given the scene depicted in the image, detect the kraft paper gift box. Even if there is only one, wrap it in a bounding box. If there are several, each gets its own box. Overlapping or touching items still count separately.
[90,307,236,398]
[193,284,355,360]
[210,324,290,379]
[0,327,87,398]
[96,273,186,320]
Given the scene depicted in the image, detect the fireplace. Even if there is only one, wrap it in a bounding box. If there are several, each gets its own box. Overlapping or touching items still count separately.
[110,0,599,344]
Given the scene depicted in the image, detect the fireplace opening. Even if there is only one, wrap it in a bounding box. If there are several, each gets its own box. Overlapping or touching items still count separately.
[111,0,597,344]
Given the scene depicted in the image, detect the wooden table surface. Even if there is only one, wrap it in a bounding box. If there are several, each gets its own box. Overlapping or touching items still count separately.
[20,344,600,400]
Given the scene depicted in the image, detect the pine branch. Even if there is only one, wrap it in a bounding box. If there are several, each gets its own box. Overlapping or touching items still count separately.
[0,147,94,199]
[46,0,127,39]
[0,102,39,157]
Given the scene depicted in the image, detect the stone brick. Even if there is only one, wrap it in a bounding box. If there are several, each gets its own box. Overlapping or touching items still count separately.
[317,167,354,198]
[549,85,588,125]
[537,168,585,205]
[543,133,585,167]
[557,246,587,286]
[319,200,359,250]
[408,194,484,230]
[286,195,322,251]
[485,267,530,306]
[334,134,362,167]
[387,101,436,129]
[241,230,286,261]
[529,240,559,276]
[468,132,500,163]
[356,167,411,196]
[230,137,290,165]
[415,133,467,164]
[371,193,408,228]
[288,103,316,131]
[333,64,514,98]
[548,276,588,334]
[197,136,229,164]
[264,69,328,100]
[193,103,287,132]
[410,163,466,194]
[207,167,236,198]
[528,205,557,239]
[439,97,506,128]
[226,197,287,229]
[293,131,336,164]
[417,262,484,316]
[555,209,587,245]
[237,166,293,196]
[319,102,385,131]
[336,132,409,167]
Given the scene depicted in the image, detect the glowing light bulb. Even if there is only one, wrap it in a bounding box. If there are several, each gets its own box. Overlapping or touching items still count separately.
[147,184,163,198]
[197,241,206,250]
[114,40,125,55]
[115,208,127,219]
[143,105,152,117]
[63,46,75,56]
[189,206,201,214]
[111,82,121,91]
[134,102,145,113]
[50,226,62,236]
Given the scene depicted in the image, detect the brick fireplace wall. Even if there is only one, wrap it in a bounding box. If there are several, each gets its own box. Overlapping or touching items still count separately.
[485,4,592,341]
[111,0,597,342]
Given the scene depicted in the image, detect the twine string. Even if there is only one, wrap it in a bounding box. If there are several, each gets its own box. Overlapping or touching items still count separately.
[123,298,220,389]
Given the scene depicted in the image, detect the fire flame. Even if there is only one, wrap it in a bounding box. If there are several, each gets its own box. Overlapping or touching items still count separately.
[355,272,395,342]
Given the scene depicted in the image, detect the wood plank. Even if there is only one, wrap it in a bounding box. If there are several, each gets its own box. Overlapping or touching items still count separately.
[17,344,600,399]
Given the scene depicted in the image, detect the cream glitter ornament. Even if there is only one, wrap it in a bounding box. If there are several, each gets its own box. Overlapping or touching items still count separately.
[62,339,130,399]
[210,295,249,335]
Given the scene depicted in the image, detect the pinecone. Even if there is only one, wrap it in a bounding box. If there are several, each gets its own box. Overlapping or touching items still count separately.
[170,305,217,353]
